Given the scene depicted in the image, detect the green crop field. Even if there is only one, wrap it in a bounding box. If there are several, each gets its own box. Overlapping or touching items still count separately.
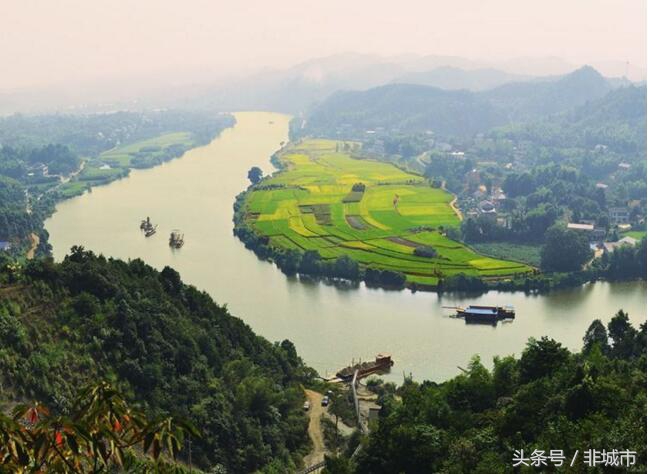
[241,139,531,285]
[98,132,194,168]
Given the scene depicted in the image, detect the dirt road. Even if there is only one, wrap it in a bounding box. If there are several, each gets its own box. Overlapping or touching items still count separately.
[26,233,39,260]
[303,389,327,467]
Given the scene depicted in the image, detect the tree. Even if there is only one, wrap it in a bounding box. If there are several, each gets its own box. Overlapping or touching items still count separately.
[247,166,263,185]
[607,309,639,358]
[540,225,592,272]
[582,319,609,353]
[519,337,569,383]
[0,382,196,472]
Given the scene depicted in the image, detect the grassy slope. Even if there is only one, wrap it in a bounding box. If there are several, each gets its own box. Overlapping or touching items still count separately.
[243,139,530,284]
[623,230,647,240]
[58,132,195,196]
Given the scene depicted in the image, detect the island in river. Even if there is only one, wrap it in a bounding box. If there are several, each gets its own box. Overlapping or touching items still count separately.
[233,138,530,290]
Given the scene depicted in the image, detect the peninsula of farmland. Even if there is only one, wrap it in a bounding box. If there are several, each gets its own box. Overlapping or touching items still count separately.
[238,139,530,287]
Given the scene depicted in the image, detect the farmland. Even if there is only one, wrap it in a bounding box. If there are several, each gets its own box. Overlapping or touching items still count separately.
[238,139,531,286]
[58,132,196,196]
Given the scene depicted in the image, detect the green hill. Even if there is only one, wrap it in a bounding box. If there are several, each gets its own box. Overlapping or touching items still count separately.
[0,248,311,472]
[299,66,616,138]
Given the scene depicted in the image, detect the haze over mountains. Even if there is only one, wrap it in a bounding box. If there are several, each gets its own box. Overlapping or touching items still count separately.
[0,53,643,115]
[300,65,637,138]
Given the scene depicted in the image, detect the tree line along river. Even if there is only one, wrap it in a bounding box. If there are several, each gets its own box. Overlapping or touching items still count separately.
[45,111,647,382]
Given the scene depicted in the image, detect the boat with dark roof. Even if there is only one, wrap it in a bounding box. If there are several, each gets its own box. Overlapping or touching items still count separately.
[445,305,515,323]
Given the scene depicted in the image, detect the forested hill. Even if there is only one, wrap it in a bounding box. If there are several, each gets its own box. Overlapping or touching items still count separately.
[330,313,646,473]
[303,83,504,137]
[493,84,647,155]
[481,65,612,121]
[298,66,617,138]
[0,248,311,472]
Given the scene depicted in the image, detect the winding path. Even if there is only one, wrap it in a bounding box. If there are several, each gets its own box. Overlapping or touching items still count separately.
[303,389,327,468]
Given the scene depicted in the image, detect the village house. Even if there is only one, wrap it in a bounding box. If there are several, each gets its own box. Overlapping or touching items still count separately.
[478,200,497,222]
[609,207,630,225]
[603,236,638,254]
[567,223,594,232]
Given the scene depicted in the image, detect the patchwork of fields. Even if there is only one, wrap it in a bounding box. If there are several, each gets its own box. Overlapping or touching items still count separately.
[242,139,530,285]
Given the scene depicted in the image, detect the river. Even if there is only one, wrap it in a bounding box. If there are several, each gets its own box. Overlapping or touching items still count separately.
[45,111,647,382]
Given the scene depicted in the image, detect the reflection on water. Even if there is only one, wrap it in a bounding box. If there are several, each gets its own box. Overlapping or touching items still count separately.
[45,112,647,383]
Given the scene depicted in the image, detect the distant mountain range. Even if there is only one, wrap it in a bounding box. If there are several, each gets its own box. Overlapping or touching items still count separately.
[300,66,632,137]
[0,53,644,115]
[392,67,533,91]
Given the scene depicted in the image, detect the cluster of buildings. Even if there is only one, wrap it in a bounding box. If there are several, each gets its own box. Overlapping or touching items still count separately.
[568,205,642,255]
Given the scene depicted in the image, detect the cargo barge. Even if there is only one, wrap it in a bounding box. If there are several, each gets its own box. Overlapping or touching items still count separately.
[336,353,394,381]
[445,305,515,323]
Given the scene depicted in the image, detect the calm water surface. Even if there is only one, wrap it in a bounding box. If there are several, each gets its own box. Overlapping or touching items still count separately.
[46,112,647,382]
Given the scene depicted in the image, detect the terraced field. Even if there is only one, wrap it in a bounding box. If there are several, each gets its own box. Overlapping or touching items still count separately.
[241,139,530,285]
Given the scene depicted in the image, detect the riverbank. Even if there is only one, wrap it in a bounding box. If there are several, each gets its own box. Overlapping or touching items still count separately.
[233,138,531,291]
[44,112,647,383]
[12,117,236,260]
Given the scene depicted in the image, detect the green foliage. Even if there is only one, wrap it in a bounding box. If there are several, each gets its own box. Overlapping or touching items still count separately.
[234,139,529,288]
[0,381,195,472]
[0,111,234,253]
[247,166,263,185]
[0,249,310,472]
[350,315,646,473]
[541,224,592,272]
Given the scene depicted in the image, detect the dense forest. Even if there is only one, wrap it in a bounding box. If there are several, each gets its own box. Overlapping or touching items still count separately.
[326,312,646,473]
[0,248,312,472]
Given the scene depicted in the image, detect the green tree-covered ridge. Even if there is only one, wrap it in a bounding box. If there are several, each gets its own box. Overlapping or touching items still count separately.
[326,311,646,473]
[0,248,311,472]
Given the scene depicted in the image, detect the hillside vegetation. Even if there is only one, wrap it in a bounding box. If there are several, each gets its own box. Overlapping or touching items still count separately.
[235,139,530,288]
[299,67,614,139]
[0,110,234,255]
[0,248,311,472]
[328,313,647,473]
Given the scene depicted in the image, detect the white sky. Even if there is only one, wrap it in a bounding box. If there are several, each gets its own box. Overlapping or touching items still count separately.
[0,0,645,89]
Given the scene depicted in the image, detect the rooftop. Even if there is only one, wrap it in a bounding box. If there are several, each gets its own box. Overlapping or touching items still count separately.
[603,236,638,253]
[567,223,594,231]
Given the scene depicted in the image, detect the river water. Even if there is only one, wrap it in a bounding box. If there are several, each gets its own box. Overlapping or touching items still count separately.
[45,112,647,382]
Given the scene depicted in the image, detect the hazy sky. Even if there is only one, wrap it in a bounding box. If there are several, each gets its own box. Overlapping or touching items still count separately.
[1,0,645,89]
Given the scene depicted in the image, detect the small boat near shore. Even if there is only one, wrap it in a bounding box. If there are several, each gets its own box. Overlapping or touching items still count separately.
[336,353,394,382]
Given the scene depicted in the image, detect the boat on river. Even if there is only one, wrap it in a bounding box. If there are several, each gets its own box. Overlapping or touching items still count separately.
[445,305,515,323]
[140,217,157,237]
[169,229,184,248]
[140,217,154,232]
[336,353,394,381]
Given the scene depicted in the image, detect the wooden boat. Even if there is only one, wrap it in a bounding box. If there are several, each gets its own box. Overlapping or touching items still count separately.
[144,225,157,237]
[140,217,155,232]
[169,229,184,248]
